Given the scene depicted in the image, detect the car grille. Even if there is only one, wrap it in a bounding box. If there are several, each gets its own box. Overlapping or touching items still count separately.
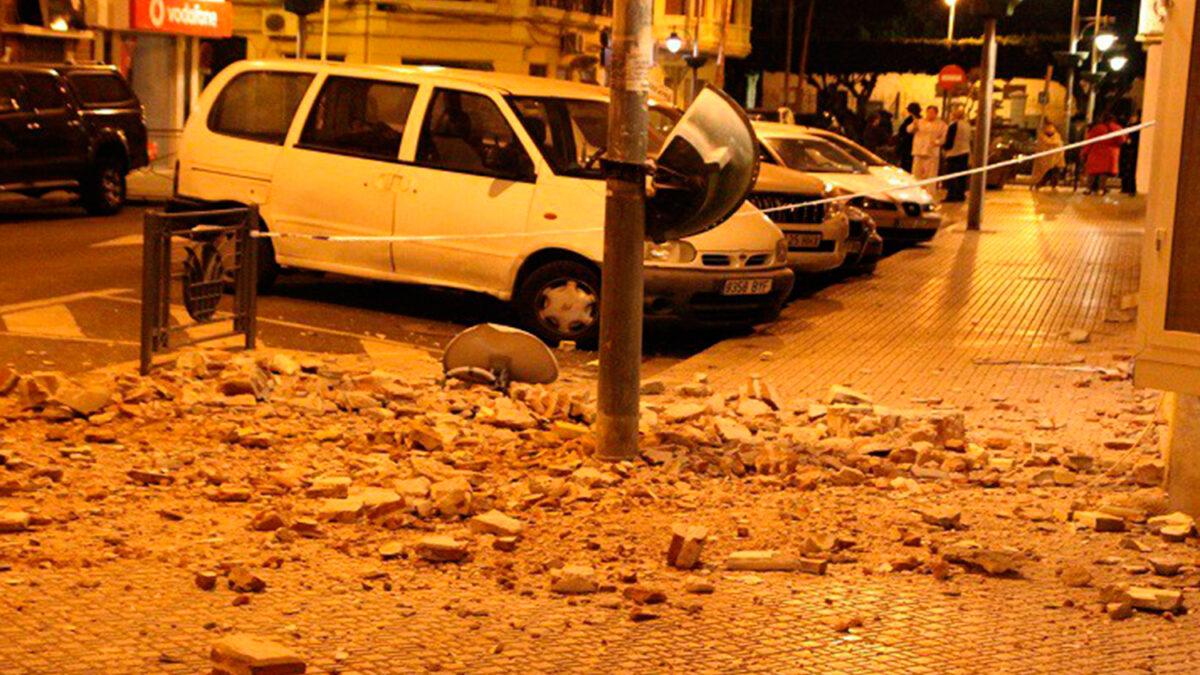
[701,253,771,268]
[747,193,826,224]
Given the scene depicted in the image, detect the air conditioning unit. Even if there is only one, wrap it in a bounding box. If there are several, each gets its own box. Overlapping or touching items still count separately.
[560,32,585,55]
[262,10,299,37]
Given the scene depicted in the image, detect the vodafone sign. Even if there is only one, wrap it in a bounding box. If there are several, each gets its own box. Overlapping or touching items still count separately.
[132,0,232,37]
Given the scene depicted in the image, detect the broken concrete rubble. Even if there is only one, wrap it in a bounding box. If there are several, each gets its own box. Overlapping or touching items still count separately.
[210,634,306,675]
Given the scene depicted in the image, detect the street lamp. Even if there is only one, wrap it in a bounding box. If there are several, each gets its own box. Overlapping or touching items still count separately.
[665,31,683,54]
[945,0,958,42]
[1109,54,1128,71]
[1094,32,1117,52]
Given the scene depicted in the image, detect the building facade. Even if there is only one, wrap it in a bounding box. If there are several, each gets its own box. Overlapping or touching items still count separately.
[2,0,752,196]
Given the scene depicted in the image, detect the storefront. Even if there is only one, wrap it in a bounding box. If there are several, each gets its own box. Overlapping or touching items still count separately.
[99,0,234,197]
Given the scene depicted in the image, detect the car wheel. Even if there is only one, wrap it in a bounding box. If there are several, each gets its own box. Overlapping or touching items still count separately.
[516,259,600,347]
[82,154,126,216]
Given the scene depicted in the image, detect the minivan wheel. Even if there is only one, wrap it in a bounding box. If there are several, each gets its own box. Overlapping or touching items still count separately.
[81,154,127,216]
[516,260,600,347]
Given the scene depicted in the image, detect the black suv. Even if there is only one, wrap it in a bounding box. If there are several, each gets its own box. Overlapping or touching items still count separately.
[0,64,149,215]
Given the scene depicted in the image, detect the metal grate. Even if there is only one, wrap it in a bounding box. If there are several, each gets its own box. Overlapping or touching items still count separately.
[140,203,259,374]
[748,192,827,224]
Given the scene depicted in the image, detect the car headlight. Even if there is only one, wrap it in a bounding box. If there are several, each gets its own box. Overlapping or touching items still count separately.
[774,237,788,264]
[825,186,848,218]
[853,197,896,211]
[644,240,697,264]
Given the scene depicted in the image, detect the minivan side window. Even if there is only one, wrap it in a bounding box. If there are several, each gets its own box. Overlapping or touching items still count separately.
[22,74,66,111]
[298,76,417,161]
[208,71,315,145]
[415,89,534,181]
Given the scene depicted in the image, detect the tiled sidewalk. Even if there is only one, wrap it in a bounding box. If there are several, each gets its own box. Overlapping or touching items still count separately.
[659,189,1147,423]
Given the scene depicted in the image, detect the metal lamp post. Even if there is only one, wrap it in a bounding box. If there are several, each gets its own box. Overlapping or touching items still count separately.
[966,0,1023,232]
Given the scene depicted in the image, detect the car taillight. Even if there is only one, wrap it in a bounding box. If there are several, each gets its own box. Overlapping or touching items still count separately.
[148,140,158,163]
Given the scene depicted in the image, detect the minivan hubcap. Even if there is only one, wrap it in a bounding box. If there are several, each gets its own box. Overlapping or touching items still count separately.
[536,280,596,336]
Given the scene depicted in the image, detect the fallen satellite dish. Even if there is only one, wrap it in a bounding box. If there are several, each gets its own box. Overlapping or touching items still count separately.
[647,85,760,243]
[442,323,559,390]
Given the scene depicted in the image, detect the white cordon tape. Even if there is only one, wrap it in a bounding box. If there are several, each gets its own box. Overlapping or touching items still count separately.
[250,226,604,243]
[249,120,1153,243]
[744,120,1155,218]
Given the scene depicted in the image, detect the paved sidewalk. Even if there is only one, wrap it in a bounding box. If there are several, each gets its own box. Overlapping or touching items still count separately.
[658,189,1147,442]
[3,187,1194,675]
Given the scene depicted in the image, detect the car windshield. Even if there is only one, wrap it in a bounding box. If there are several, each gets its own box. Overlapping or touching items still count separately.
[509,96,676,178]
[764,137,867,174]
[818,133,887,167]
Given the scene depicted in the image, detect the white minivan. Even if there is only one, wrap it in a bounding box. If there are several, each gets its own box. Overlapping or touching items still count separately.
[177,61,794,345]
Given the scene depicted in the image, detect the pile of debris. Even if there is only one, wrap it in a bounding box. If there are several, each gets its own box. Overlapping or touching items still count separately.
[0,349,1192,625]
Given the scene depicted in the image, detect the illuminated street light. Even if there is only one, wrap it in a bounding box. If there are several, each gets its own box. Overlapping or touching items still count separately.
[1109,54,1128,71]
[1095,33,1117,52]
[665,31,683,54]
[944,0,957,42]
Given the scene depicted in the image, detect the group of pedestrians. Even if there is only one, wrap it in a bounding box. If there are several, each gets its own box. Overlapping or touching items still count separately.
[893,103,973,202]
[870,102,1137,199]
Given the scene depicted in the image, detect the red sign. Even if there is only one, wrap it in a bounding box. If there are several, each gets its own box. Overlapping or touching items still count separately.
[937,65,967,93]
[131,0,232,37]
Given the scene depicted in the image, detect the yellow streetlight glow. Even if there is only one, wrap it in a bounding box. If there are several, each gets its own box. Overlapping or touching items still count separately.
[665,31,683,54]
[1109,55,1128,71]
[1095,33,1117,52]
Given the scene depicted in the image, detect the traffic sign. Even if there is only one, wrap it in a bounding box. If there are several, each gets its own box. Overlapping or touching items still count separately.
[937,65,967,93]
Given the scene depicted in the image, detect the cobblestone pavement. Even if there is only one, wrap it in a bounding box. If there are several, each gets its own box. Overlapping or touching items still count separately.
[2,188,1196,675]
[657,189,1147,447]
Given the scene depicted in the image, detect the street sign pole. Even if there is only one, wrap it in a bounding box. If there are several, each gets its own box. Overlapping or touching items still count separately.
[967,17,997,231]
[596,0,652,461]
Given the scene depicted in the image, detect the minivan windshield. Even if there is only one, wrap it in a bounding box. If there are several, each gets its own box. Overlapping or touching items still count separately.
[763,136,867,174]
[509,96,676,179]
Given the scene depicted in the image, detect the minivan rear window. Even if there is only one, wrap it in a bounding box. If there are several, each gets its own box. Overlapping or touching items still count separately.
[208,71,314,145]
[67,72,135,107]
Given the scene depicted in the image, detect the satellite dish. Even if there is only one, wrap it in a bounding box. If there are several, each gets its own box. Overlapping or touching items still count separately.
[442,324,559,390]
[647,85,760,243]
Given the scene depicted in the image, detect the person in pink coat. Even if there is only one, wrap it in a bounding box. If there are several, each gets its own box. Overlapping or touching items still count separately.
[1082,113,1124,195]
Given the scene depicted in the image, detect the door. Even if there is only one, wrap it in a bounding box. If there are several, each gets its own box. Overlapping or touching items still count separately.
[398,87,538,295]
[270,75,419,275]
[0,72,35,186]
[18,72,88,183]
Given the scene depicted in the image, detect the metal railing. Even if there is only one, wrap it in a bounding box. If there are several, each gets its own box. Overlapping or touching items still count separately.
[140,203,259,374]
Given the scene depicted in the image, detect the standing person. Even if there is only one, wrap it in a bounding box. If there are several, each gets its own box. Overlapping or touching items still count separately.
[1032,119,1066,191]
[941,105,972,202]
[1120,111,1141,195]
[911,105,948,183]
[863,112,892,155]
[895,103,922,173]
[1081,113,1123,195]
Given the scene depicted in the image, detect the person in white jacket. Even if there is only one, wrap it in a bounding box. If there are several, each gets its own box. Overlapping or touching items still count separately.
[941,105,973,202]
[910,105,948,183]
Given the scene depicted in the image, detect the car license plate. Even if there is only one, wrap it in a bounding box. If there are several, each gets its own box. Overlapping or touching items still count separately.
[846,240,863,254]
[786,233,822,249]
[722,278,773,296]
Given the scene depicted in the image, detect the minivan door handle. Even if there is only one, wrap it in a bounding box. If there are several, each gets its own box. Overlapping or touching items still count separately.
[375,172,411,192]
